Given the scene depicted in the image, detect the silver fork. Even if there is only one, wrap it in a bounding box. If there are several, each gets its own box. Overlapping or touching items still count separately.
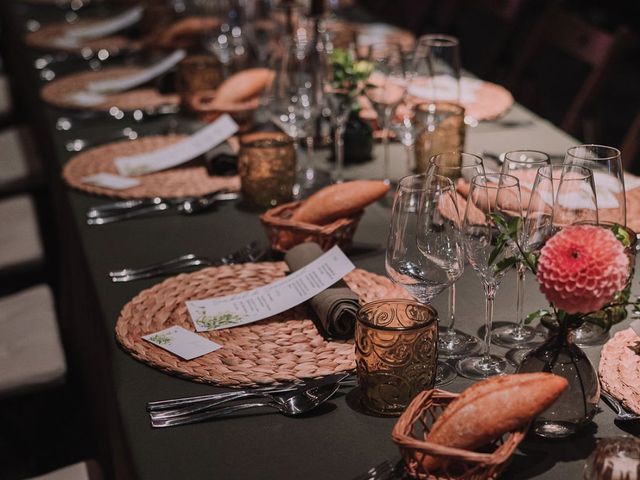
[352,460,396,480]
[601,391,640,421]
[109,242,266,282]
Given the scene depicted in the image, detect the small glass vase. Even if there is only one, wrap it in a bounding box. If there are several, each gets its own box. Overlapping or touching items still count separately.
[517,326,600,438]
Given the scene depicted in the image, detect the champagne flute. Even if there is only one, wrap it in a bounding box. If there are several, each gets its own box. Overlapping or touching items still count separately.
[457,173,522,379]
[386,173,465,385]
[491,150,550,348]
[366,43,407,185]
[426,151,484,358]
[564,145,624,226]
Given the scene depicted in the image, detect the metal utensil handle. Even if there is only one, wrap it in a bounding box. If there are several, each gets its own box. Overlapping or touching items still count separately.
[88,197,163,218]
[86,203,169,225]
[150,391,261,419]
[110,258,212,282]
[151,401,276,428]
[110,253,198,277]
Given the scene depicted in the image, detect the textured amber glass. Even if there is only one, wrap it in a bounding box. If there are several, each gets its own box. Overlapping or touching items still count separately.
[238,132,296,209]
[414,102,466,174]
[355,299,438,415]
[176,54,223,105]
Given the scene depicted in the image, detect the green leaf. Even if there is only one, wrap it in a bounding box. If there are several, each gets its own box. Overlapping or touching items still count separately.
[611,223,631,247]
[525,308,551,325]
[487,237,506,266]
[492,255,519,274]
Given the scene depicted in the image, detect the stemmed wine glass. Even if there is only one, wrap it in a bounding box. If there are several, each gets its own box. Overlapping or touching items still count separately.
[426,151,484,358]
[386,173,465,386]
[564,145,625,226]
[491,150,550,348]
[366,43,407,184]
[552,163,604,346]
[268,37,330,197]
[457,173,522,379]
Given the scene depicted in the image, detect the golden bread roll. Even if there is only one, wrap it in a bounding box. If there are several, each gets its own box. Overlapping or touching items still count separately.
[153,17,221,48]
[423,373,567,471]
[214,68,275,105]
[291,181,390,225]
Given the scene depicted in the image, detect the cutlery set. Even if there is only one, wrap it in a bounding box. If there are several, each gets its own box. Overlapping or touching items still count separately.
[86,190,239,225]
[147,373,356,428]
[109,241,266,282]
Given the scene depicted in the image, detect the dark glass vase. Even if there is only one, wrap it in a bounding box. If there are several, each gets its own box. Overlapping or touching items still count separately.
[331,113,373,164]
[517,327,600,438]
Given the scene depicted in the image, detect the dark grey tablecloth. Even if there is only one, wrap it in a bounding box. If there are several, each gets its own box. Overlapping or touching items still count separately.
[2,2,639,479]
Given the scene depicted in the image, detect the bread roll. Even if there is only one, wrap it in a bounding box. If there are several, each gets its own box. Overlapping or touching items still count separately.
[214,68,274,105]
[291,181,390,225]
[423,373,567,471]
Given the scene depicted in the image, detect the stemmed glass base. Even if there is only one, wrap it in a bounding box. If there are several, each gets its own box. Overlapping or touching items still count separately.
[491,324,540,348]
[435,362,457,387]
[456,354,508,380]
[438,327,479,358]
[571,322,609,347]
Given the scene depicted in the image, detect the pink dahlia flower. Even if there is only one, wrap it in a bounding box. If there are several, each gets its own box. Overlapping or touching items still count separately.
[536,225,629,314]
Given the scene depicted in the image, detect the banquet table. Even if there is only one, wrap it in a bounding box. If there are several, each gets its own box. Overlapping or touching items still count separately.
[2,3,640,479]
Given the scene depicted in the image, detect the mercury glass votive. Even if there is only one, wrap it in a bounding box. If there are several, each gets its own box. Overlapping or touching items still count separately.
[355,299,438,416]
[238,132,296,209]
[414,102,466,174]
[176,54,223,106]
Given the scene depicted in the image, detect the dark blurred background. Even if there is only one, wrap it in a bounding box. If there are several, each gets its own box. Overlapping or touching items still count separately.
[354,0,640,171]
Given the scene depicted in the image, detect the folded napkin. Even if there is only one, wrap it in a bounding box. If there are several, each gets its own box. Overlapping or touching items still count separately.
[284,243,360,340]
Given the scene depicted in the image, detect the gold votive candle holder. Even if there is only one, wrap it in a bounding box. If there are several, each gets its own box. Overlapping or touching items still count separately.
[176,54,223,108]
[355,299,438,416]
[239,132,296,210]
[414,102,466,174]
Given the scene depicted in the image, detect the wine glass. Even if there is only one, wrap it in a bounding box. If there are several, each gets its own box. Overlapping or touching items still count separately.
[491,150,550,348]
[408,34,461,105]
[268,37,330,197]
[551,165,606,346]
[366,43,407,185]
[457,173,522,380]
[386,173,465,386]
[425,151,484,358]
[564,145,625,226]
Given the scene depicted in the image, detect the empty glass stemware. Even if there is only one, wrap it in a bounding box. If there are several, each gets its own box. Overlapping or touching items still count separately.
[408,34,461,105]
[550,165,606,346]
[564,145,625,226]
[426,151,484,358]
[491,150,550,348]
[366,43,406,184]
[386,173,465,385]
[457,173,522,380]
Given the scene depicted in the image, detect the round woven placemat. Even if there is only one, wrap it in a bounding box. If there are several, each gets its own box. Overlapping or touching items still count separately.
[41,66,179,111]
[599,327,640,414]
[115,262,411,387]
[25,20,137,53]
[465,81,514,121]
[62,135,240,199]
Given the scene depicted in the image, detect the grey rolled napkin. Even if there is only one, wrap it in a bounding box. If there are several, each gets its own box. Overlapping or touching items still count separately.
[284,242,360,340]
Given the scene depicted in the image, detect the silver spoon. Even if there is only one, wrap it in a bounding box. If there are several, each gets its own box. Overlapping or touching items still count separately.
[150,382,340,428]
[177,191,240,215]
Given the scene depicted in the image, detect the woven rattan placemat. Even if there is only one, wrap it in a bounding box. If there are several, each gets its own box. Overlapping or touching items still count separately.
[465,81,514,121]
[41,67,179,111]
[25,20,137,53]
[62,135,240,199]
[115,262,410,387]
[599,327,640,414]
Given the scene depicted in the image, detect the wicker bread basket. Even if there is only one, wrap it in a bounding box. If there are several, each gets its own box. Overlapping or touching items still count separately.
[259,201,363,253]
[392,389,528,480]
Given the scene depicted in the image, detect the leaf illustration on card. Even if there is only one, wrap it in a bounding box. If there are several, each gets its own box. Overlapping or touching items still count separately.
[195,311,243,330]
[148,333,172,345]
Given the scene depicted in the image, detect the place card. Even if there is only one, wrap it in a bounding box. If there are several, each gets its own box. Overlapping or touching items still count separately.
[114,114,239,176]
[143,326,222,360]
[87,49,186,94]
[81,173,141,190]
[408,76,481,104]
[186,246,356,332]
[66,6,144,41]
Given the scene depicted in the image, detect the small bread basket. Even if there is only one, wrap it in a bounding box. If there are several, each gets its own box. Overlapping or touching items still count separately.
[392,389,528,480]
[259,201,363,253]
